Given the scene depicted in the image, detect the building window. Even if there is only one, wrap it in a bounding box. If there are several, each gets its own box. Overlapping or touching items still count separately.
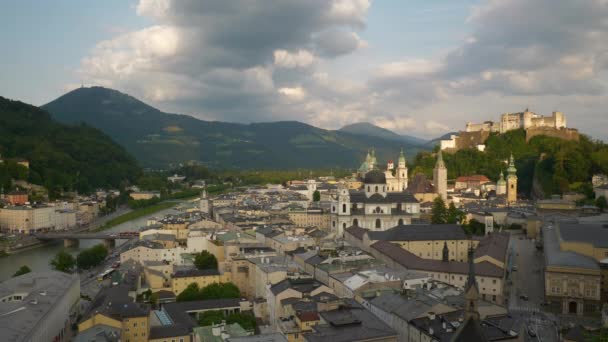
[375,186,378,192]
[342,204,346,213]
[375,219,381,229]
[367,186,370,192]
[353,219,358,226]
[398,219,404,225]
[492,279,497,284]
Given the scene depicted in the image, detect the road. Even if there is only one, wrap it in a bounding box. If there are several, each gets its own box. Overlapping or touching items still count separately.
[505,231,560,341]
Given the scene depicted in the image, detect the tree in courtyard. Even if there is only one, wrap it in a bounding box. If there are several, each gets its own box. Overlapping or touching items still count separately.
[176,282,241,302]
[176,283,202,302]
[198,310,225,326]
[194,251,218,270]
[200,282,241,299]
[463,219,485,236]
[12,265,31,277]
[50,250,76,273]
[597,196,607,212]
[313,190,321,202]
[227,312,256,331]
[431,197,447,224]
[446,202,464,224]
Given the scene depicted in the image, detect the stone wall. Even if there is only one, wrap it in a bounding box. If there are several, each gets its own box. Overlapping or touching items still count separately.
[525,127,579,142]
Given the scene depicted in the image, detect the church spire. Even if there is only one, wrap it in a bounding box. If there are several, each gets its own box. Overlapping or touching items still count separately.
[435,150,446,169]
[464,246,480,321]
[507,153,517,174]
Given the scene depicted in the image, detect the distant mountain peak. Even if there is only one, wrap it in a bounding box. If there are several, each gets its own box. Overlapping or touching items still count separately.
[339,122,427,146]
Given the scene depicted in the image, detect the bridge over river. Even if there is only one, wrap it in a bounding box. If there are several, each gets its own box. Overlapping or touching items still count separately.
[34,231,139,248]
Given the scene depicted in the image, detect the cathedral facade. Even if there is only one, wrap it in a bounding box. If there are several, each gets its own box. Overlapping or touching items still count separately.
[330,169,420,237]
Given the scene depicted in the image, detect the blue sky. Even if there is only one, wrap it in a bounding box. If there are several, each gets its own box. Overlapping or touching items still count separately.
[1,0,606,140]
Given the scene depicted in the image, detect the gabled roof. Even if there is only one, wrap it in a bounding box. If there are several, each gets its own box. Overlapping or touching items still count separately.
[371,241,504,278]
[367,224,467,242]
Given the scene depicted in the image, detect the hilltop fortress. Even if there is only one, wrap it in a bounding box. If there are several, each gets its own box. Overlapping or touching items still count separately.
[441,110,579,152]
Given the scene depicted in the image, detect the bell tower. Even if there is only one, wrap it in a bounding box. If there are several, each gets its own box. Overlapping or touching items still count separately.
[506,153,518,204]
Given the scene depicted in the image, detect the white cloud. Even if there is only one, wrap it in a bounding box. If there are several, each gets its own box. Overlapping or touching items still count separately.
[273,50,315,69]
[278,86,306,101]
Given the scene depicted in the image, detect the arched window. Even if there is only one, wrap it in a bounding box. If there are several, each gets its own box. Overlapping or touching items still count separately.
[353,219,359,226]
[375,219,381,229]
[375,206,381,213]
[342,204,346,213]
[332,206,336,212]
[398,218,404,225]
[343,223,347,229]
[375,186,378,193]
[332,221,336,227]
[367,186,370,192]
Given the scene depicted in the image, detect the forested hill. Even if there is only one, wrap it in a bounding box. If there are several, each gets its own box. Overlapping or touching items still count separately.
[42,87,427,169]
[0,96,141,196]
[411,129,608,198]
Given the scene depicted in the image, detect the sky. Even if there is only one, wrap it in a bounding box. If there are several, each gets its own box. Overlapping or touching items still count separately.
[1,0,607,140]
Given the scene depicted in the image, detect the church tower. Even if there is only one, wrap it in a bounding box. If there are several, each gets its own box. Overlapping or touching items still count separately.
[506,154,518,203]
[433,150,448,200]
[396,148,408,191]
[496,171,507,196]
[464,246,480,321]
[200,188,213,216]
[335,183,351,237]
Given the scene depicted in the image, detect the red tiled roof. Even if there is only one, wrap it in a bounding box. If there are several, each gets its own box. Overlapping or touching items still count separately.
[455,175,491,183]
[297,311,320,322]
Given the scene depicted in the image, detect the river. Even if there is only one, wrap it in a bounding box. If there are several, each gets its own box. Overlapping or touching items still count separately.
[0,207,180,281]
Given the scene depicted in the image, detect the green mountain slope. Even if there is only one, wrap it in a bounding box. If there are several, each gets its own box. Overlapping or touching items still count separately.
[43,87,427,169]
[339,122,427,146]
[0,96,141,195]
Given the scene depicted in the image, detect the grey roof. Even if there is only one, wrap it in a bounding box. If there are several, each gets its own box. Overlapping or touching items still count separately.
[364,169,386,184]
[303,300,397,342]
[149,324,191,339]
[557,223,608,248]
[543,226,599,270]
[371,241,504,278]
[73,324,121,342]
[85,284,150,321]
[367,224,467,241]
[474,233,509,263]
[227,333,288,342]
[0,271,80,342]
[349,191,418,204]
[270,278,324,296]
[369,292,439,322]
[172,268,220,278]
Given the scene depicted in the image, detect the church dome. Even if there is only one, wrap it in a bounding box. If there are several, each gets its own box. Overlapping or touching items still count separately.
[364,169,386,184]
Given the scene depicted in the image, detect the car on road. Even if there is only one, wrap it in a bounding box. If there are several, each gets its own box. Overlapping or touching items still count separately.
[520,294,529,301]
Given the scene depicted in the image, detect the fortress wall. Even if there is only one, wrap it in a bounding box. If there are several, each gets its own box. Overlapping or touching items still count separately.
[525,127,579,142]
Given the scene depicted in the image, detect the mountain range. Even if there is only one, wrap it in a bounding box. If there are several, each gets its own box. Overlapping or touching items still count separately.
[42,87,433,169]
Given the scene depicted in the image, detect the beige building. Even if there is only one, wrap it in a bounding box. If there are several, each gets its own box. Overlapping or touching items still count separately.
[0,205,56,233]
[543,224,604,315]
[171,268,230,295]
[288,208,330,229]
[129,191,160,200]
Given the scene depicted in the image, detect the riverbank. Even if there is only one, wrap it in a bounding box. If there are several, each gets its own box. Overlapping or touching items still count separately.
[93,201,177,232]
